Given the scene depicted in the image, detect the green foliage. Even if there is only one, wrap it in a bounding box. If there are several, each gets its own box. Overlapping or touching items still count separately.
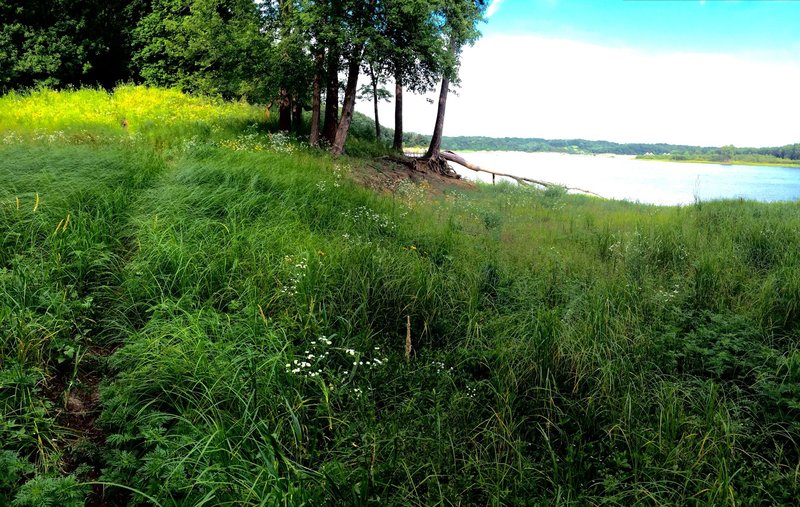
[642,143,800,165]
[0,451,32,491]
[720,144,736,162]
[372,0,451,93]
[0,0,140,92]
[11,475,87,507]
[132,0,271,101]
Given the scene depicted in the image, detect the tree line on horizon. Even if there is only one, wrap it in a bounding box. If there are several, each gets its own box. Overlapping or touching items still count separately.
[397,135,800,161]
[0,0,487,162]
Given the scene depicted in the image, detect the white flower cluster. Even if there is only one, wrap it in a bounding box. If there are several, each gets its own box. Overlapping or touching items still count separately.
[393,180,428,211]
[339,232,373,247]
[32,130,69,143]
[656,283,681,302]
[182,135,201,152]
[285,336,389,396]
[216,132,264,151]
[430,361,453,375]
[285,334,333,378]
[268,132,295,153]
[332,163,348,188]
[608,231,639,260]
[315,336,333,346]
[465,384,478,399]
[341,206,396,233]
[215,128,296,154]
[2,130,97,145]
[280,255,307,297]
[2,132,24,144]
[348,346,387,370]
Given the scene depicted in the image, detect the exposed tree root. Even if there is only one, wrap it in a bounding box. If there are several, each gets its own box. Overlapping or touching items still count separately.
[416,154,461,178]
[381,154,460,177]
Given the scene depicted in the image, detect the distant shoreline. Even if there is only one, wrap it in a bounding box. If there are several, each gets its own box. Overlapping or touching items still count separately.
[406,147,634,157]
[404,147,800,168]
[635,156,800,168]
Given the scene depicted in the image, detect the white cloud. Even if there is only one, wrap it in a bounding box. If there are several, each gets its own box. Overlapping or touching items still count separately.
[485,0,505,18]
[355,34,800,147]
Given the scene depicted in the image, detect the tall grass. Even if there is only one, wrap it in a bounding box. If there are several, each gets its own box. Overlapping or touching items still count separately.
[1,87,799,505]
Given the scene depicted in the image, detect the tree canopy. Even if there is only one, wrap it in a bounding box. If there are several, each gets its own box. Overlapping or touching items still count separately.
[0,0,140,92]
[132,0,271,101]
[1,0,487,157]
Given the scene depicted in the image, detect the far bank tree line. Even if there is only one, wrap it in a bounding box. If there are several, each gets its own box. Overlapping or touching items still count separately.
[1,0,487,163]
[398,136,800,162]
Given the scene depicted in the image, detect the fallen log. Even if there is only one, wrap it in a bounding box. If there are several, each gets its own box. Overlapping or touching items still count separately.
[439,151,603,198]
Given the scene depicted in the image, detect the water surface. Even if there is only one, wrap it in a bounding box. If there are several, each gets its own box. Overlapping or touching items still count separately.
[451,152,800,205]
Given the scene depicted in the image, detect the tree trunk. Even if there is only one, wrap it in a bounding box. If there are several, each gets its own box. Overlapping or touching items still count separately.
[392,73,403,152]
[420,40,459,176]
[331,44,364,156]
[369,63,380,141]
[264,101,273,121]
[309,49,324,147]
[279,89,292,132]
[322,47,339,146]
[424,75,450,159]
[292,97,303,136]
[278,0,293,132]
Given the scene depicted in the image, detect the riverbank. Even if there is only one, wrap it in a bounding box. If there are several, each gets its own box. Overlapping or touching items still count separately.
[2,87,799,505]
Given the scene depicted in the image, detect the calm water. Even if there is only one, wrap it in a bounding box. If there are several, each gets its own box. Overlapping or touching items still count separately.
[452,152,800,206]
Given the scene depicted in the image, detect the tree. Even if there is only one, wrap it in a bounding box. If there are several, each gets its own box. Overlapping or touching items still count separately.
[422,0,487,173]
[309,48,324,146]
[327,0,451,155]
[321,43,340,146]
[296,0,338,147]
[0,0,141,92]
[261,0,313,132]
[132,0,271,101]
[331,40,366,155]
[330,0,380,156]
[382,0,450,152]
[357,68,392,141]
[720,144,736,162]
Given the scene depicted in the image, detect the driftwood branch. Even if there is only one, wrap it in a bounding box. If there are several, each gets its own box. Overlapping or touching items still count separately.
[439,151,603,197]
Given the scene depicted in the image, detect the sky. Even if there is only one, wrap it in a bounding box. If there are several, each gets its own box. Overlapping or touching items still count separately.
[354,0,800,148]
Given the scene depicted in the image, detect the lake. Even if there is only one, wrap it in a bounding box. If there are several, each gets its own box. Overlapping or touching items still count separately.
[449,151,800,206]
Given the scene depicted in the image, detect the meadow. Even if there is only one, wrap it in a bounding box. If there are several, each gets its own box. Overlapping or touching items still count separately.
[1,87,799,505]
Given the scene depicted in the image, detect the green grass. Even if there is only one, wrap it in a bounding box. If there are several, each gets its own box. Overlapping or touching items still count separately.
[1,87,799,505]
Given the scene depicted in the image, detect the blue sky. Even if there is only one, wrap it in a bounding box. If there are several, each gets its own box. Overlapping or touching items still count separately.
[484,0,800,56]
[357,0,800,147]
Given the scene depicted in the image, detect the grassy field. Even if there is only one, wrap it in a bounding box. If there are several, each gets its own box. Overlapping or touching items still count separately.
[1,87,799,505]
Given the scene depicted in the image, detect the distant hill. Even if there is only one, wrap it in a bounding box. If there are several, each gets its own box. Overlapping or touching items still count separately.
[399,132,800,164]
[406,134,717,156]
